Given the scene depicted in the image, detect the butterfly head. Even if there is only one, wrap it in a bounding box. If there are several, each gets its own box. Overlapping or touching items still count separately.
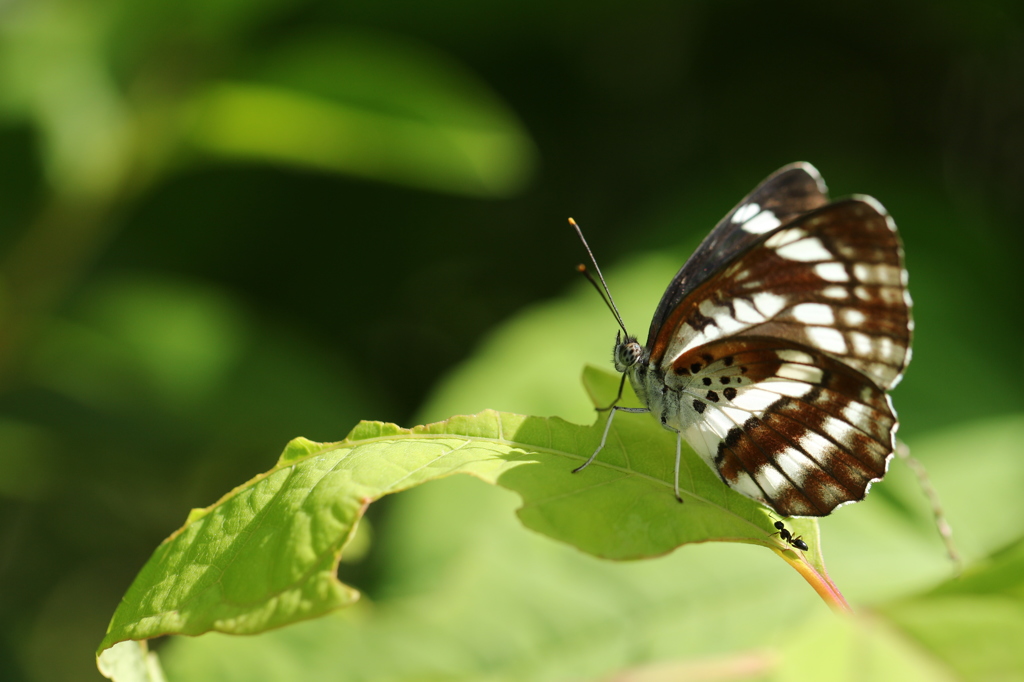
[613,331,643,373]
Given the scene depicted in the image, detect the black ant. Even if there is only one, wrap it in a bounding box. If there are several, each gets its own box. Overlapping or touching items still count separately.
[770,518,808,551]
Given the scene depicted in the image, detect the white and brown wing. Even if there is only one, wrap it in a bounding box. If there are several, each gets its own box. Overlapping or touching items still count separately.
[646,162,830,344]
[669,337,896,516]
[649,197,912,391]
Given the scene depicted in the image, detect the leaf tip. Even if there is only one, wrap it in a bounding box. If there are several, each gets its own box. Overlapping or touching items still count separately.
[185,507,208,524]
[277,436,327,464]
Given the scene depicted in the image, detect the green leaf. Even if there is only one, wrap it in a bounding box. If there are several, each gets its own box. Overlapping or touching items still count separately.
[0,1,133,198]
[183,30,537,197]
[30,275,248,412]
[156,410,1024,682]
[880,596,1024,682]
[928,535,1024,599]
[774,610,960,682]
[867,534,1024,682]
[99,402,830,655]
[159,475,821,682]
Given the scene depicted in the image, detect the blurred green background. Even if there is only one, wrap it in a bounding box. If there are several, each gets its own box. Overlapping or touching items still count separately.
[2,1,1024,680]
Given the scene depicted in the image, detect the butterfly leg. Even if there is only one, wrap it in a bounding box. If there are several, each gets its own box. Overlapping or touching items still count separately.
[573,405,648,474]
[673,429,684,503]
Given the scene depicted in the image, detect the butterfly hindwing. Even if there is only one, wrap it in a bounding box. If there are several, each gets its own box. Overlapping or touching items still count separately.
[668,337,896,516]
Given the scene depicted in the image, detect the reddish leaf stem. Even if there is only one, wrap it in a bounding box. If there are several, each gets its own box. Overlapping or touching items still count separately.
[773,547,852,613]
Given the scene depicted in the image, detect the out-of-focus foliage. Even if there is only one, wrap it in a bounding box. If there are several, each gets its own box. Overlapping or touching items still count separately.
[1,0,1023,680]
[0,1,534,198]
[185,32,537,196]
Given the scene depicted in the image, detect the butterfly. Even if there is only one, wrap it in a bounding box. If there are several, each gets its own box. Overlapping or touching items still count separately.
[572,162,912,517]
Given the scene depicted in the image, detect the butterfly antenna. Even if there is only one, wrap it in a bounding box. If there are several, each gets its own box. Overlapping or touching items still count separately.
[569,218,629,336]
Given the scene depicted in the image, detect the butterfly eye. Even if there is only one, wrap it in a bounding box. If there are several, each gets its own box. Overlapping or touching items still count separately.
[613,338,643,372]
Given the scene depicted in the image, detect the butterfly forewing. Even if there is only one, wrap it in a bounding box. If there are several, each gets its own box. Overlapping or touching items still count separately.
[649,197,912,392]
[646,162,830,345]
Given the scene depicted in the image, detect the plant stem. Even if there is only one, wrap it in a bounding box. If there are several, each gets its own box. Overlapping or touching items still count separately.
[773,547,852,613]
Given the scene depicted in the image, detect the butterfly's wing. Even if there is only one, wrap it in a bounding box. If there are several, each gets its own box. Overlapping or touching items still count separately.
[646,162,830,346]
[651,197,912,390]
[670,337,897,516]
[649,196,912,516]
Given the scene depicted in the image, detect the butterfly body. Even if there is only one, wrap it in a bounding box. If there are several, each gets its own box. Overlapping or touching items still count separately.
[594,163,912,517]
